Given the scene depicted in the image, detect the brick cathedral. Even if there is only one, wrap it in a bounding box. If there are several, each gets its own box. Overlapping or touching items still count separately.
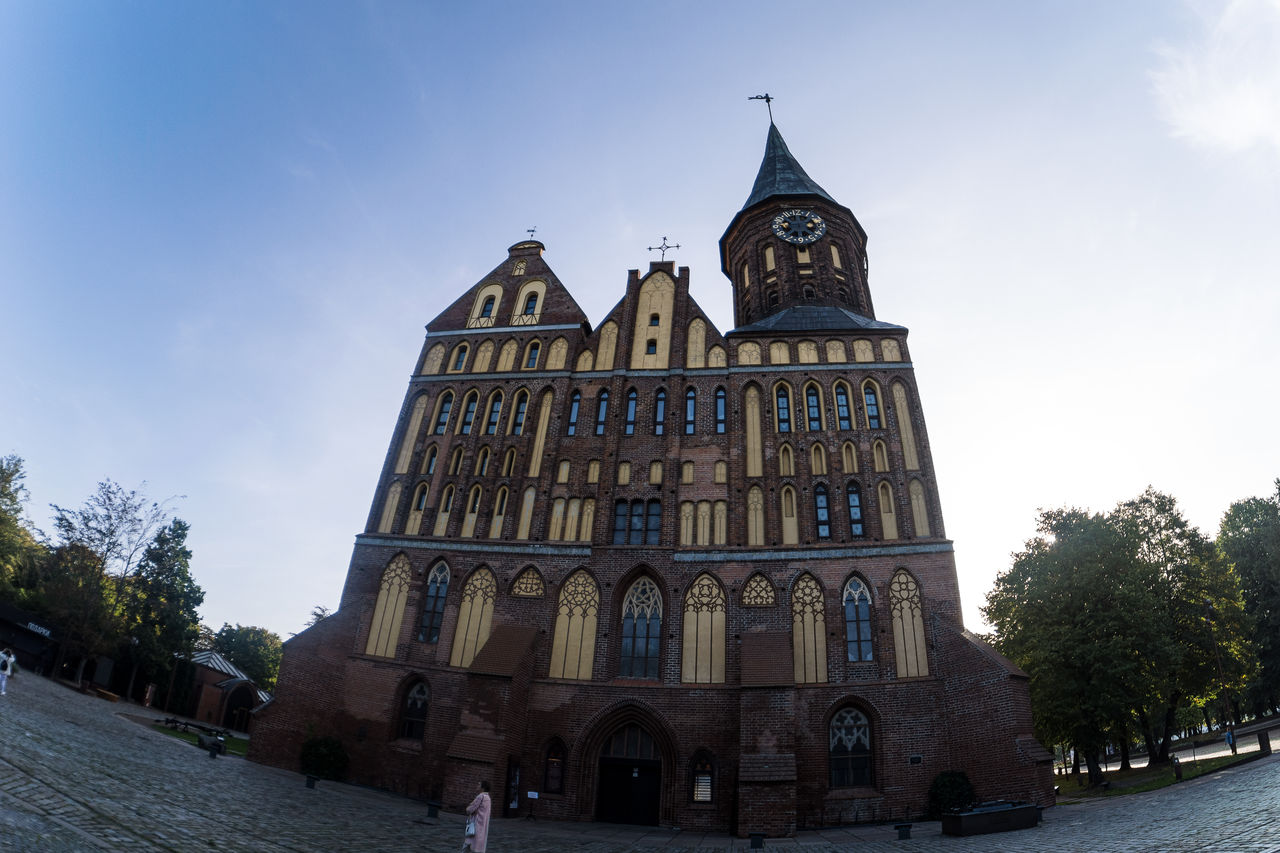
[249,124,1054,835]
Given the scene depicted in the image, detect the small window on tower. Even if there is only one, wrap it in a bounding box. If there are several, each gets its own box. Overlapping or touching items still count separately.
[649,313,660,327]
[768,291,779,308]
[646,339,657,355]
[803,286,816,299]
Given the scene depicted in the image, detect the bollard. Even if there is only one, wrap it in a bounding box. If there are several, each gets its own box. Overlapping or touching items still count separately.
[1259,731,1272,757]
[1172,756,1182,782]
[895,824,912,840]
[749,831,764,848]
[208,743,219,759]
[306,775,318,789]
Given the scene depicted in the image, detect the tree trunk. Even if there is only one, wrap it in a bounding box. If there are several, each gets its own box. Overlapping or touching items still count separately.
[1119,737,1131,771]
[1071,744,1081,777]
[1155,702,1179,763]
[73,656,87,685]
[1136,708,1158,758]
[1084,750,1104,788]
[126,659,140,703]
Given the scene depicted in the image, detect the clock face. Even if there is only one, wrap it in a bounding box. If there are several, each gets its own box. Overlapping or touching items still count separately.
[771,208,826,244]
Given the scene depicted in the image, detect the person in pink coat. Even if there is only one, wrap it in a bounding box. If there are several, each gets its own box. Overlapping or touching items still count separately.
[463,780,492,852]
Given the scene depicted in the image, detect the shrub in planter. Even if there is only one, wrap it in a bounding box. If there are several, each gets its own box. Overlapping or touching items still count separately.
[927,770,975,818]
[299,735,349,781]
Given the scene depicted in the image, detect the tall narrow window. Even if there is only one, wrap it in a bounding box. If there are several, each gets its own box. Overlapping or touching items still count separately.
[544,740,566,794]
[843,578,873,662]
[417,563,449,643]
[646,499,662,545]
[566,391,580,436]
[863,382,881,430]
[625,389,637,435]
[685,389,697,434]
[681,573,726,683]
[398,681,430,739]
[747,486,765,546]
[620,577,662,679]
[502,448,517,476]
[815,484,831,540]
[805,386,821,431]
[484,393,503,435]
[459,393,478,434]
[835,384,852,430]
[510,391,528,435]
[524,341,540,369]
[448,447,464,475]
[781,486,799,544]
[910,480,931,537]
[474,447,489,476]
[890,570,928,677]
[432,392,453,435]
[423,446,438,475]
[792,574,828,683]
[365,555,411,657]
[715,388,726,433]
[829,708,872,787]
[523,293,538,315]
[879,481,898,539]
[847,483,865,536]
[479,295,495,318]
[549,570,599,680]
[776,386,792,433]
[595,390,609,435]
[691,753,714,803]
[449,567,496,667]
[452,345,468,372]
[613,500,629,544]
[654,390,666,434]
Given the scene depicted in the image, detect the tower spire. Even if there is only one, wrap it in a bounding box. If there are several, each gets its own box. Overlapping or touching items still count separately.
[740,123,835,211]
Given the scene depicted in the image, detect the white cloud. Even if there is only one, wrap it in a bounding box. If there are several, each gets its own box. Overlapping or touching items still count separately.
[1152,0,1280,158]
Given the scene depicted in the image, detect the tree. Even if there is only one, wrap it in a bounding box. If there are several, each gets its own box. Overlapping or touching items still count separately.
[984,508,1157,786]
[39,544,117,683]
[0,455,43,600]
[50,480,177,597]
[1112,488,1252,762]
[213,623,283,692]
[120,519,205,701]
[1218,480,1280,714]
[307,605,331,626]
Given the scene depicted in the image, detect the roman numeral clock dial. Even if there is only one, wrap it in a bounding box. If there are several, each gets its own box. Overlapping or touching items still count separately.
[771,208,826,244]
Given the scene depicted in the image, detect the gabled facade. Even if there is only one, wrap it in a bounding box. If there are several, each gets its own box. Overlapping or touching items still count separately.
[249,125,1053,836]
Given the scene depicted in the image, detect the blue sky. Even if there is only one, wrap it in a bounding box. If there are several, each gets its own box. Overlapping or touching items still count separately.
[4,1,1279,638]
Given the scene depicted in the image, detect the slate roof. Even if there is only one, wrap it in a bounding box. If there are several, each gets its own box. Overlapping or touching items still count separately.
[730,305,905,335]
[191,650,271,704]
[741,123,837,211]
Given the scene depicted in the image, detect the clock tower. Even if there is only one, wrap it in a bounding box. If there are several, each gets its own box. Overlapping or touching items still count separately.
[720,123,876,329]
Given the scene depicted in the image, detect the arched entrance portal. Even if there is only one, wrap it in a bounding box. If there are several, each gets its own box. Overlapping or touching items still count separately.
[596,722,661,825]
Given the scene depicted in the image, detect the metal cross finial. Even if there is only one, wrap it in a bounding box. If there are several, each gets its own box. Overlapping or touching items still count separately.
[749,93,774,122]
[526,227,537,240]
[647,236,680,261]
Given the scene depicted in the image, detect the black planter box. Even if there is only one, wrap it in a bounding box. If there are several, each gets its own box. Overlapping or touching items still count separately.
[941,801,1040,836]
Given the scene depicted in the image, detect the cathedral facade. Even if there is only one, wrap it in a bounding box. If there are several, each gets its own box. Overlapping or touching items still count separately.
[249,125,1053,835]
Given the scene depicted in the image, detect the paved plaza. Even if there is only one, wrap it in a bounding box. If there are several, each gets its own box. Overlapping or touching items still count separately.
[1,673,1279,852]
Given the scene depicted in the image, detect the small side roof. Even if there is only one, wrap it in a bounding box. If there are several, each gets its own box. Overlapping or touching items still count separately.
[729,305,905,335]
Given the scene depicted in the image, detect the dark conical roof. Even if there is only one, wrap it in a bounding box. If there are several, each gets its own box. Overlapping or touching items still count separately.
[741,123,836,210]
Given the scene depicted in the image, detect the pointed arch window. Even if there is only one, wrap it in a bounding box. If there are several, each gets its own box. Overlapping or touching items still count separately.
[843,578,873,662]
[479,295,495,319]
[847,482,865,537]
[781,486,799,544]
[681,573,726,683]
[423,445,438,475]
[594,390,609,435]
[840,441,856,474]
[815,484,831,540]
[620,577,662,679]
[835,384,852,430]
[792,574,828,683]
[524,341,540,369]
[747,486,765,547]
[510,390,529,435]
[863,382,882,429]
[566,391,581,436]
[742,572,775,606]
[398,681,430,739]
[549,570,599,680]
[654,389,666,434]
[451,345,469,372]
[459,392,478,434]
[432,392,453,435]
[685,388,697,434]
[365,555,411,657]
[448,447,464,476]
[523,292,539,315]
[829,707,872,787]
[715,387,727,433]
[890,570,928,676]
[502,448,517,476]
[474,447,490,476]
[544,739,566,794]
[625,388,637,435]
[806,385,823,431]
[417,562,449,643]
[450,567,496,667]
[775,386,792,433]
[484,393,503,434]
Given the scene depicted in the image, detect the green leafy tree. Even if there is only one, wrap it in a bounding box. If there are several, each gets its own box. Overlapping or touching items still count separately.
[120,519,205,700]
[213,623,283,692]
[50,480,177,598]
[1217,480,1280,714]
[1112,488,1252,762]
[39,544,117,682]
[984,508,1157,786]
[0,455,44,601]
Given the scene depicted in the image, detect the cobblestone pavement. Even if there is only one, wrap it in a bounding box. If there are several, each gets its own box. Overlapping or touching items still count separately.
[2,674,1279,852]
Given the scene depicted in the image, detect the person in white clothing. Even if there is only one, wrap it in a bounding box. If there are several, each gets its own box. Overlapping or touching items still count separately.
[0,649,14,695]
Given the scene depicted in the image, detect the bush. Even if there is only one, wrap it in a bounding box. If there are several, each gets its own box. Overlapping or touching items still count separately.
[299,735,349,781]
[927,770,975,817]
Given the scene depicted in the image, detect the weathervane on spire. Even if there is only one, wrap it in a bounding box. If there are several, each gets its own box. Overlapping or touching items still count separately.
[748,93,774,122]
[526,227,537,240]
[647,236,680,261]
